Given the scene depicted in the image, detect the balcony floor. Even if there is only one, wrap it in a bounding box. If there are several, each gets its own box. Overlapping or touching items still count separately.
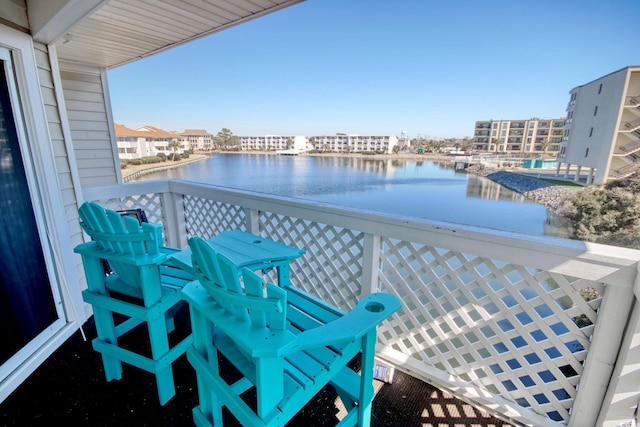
[2,313,514,427]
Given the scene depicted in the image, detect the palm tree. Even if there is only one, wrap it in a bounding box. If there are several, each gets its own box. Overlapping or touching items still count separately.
[168,138,182,160]
[490,138,502,153]
[539,136,553,155]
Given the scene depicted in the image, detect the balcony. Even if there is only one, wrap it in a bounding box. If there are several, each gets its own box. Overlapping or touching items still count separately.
[28,178,637,427]
[620,117,640,132]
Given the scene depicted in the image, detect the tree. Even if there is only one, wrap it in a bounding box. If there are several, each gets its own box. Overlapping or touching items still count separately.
[167,138,182,160]
[539,136,553,154]
[490,138,501,153]
[459,138,474,153]
[215,128,234,150]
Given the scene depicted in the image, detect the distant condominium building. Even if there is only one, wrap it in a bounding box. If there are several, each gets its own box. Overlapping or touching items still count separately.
[180,129,213,151]
[115,123,183,159]
[473,118,565,154]
[310,134,399,154]
[239,135,309,152]
[557,66,640,185]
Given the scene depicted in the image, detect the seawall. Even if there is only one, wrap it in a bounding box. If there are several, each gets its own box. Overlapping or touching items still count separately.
[468,165,574,211]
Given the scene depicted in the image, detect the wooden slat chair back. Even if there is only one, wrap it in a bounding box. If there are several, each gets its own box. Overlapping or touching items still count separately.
[183,236,402,426]
[74,201,193,405]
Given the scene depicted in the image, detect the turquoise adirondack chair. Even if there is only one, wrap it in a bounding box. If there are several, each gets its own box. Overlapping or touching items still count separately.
[182,236,401,426]
[74,201,193,405]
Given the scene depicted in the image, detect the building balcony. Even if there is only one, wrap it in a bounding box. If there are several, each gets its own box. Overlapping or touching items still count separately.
[20,178,638,427]
[620,117,640,132]
[624,95,640,107]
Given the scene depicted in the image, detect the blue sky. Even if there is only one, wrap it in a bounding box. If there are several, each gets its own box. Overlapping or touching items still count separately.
[108,0,640,139]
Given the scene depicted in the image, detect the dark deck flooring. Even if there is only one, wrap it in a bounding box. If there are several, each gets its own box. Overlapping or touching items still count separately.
[2,314,514,427]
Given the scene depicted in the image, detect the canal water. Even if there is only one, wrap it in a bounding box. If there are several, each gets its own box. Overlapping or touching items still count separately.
[136,153,572,238]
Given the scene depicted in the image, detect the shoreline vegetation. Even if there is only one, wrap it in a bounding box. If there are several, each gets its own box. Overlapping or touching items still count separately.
[120,150,640,249]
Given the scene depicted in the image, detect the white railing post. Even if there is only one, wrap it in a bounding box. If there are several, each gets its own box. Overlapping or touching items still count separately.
[361,233,381,297]
[596,262,640,426]
[161,191,187,248]
[244,207,260,234]
[568,282,635,427]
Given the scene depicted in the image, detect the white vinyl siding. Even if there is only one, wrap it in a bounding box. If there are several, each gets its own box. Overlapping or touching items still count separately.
[59,68,119,187]
[34,42,88,296]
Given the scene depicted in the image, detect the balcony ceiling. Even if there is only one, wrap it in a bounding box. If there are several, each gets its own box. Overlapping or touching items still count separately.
[47,0,303,69]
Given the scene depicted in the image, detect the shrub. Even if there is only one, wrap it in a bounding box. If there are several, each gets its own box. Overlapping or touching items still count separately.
[140,156,162,164]
[157,152,167,161]
[120,159,128,169]
[566,186,640,245]
[128,159,142,165]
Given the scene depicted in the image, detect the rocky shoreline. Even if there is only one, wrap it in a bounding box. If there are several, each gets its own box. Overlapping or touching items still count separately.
[467,165,574,211]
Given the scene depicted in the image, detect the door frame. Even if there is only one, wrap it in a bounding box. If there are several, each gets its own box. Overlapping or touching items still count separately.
[0,25,84,402]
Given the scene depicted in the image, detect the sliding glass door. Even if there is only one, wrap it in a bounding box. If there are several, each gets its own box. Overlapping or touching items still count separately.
[0,49,64,378]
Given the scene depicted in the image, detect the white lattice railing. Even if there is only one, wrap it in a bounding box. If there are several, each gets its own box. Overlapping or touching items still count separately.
[83,179,640,427]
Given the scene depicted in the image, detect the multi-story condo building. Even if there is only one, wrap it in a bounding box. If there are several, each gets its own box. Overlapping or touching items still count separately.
[239,135,308,152]
[310,134,399,154]
[115,124,183,159]
[473,118,565,154]
[557,66,640,185]
[180,129,213,151]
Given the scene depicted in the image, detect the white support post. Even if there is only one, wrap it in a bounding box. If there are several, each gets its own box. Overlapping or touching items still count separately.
[361,233,381,297]
[161,191,187,249]
[564,163,571,179]
[245,208,261,234]
[586,168,595,186]
[568,283,635,427]
[574,165,582,182]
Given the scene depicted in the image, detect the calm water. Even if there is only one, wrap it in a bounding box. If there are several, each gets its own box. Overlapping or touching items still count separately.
[137,153,572,237]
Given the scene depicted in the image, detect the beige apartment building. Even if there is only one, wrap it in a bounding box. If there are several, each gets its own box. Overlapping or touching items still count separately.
[557,66,640,185]
[180,129,213,151]
[473,118,565,154]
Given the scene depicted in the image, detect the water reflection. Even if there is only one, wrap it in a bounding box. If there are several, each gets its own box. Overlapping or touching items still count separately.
[136,153,572,237]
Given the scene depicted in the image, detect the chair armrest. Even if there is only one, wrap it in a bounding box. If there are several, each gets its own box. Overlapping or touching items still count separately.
[290,293,401,352]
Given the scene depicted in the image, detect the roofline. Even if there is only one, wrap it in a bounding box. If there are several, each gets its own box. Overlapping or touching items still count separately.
[569,65,640,92]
